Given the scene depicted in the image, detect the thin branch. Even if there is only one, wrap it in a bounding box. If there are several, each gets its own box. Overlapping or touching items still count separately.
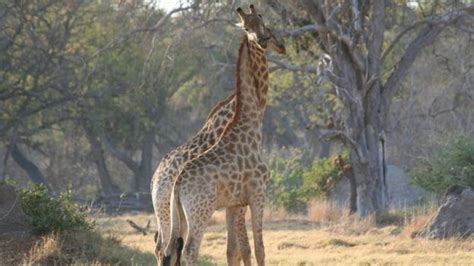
[89,4,194,60]
[268,58,317,73]
[319,129,368,163]
[381,20,427,63]
[383,7,472,99]
[275,24,318,38]
[308,21,366,72]
[351,0,362,33]
[126,219,150,235]
[102,136,140,174]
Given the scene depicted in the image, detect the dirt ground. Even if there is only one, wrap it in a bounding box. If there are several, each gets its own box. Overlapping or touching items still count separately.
[1,191,473,266]
[94,212,474,265]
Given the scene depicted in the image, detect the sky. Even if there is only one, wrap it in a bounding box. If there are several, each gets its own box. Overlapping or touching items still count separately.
[156,0,183,11]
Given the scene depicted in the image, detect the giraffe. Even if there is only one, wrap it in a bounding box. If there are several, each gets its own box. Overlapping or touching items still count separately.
[162,5,285,265]
[151,92,253,264]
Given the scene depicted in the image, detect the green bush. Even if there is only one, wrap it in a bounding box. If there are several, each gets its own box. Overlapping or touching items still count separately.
[301,151,349,199]
[409,135,474,193]
[19,184,93,235]
[267,151,350,212]
[267,156,306,212]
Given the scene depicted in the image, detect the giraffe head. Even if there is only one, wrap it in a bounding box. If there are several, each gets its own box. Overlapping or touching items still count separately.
[236,4,286,54]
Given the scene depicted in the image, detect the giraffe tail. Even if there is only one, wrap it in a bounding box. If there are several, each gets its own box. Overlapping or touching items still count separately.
[163,181,186,265]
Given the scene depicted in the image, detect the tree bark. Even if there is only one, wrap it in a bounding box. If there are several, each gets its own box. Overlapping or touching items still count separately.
[83,124,120,196]
[346,169,357,215]
[136,129,155,192]
[11,143,50,189]
[101,129,155,192]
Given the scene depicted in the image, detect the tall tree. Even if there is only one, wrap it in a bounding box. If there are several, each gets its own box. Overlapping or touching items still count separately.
[266,0,473,216]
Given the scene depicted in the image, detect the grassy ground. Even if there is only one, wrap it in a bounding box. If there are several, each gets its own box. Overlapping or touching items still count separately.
[2,203,473,265]
[92,206,474,265]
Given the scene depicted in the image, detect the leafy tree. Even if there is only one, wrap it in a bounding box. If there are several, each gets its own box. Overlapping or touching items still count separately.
[0,0,201,193]
[409,135,474,193]
[0,0,87,186]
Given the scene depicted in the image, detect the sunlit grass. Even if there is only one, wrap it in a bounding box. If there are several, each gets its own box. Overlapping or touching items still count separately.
[90,202,474,265]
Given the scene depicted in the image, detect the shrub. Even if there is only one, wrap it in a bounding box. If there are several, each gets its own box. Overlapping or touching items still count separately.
[301,151,349,199]
[266,156,306,212]
[19,184,93,235]
[409,135,474,193]
[267,151,351,213]
[23,229,154,265]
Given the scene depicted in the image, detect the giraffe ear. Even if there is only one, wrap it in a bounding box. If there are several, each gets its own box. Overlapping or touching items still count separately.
[249,4,257,14]
[235,22,244,28]
[236,7,246,18]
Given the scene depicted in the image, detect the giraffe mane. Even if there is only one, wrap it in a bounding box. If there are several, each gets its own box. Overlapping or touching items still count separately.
[221,35,246,136]
[205,92,236,121]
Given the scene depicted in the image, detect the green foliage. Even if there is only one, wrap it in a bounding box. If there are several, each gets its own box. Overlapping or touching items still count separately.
[267,156,306,212]
[19,184,93,235]
[301,151,349,199]
[409,135,474,193]
[267,151,350,212]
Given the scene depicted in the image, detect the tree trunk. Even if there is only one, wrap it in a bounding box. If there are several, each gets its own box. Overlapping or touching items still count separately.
[83,125,120,196]
[346,169,357,214]
[348,112,387,217]
[136,129,155,192]
[11,143,50,189]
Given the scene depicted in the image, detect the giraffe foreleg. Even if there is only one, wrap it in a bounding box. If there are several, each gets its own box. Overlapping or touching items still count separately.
[236,206,252,266]
[226,206,251,266]
[226,207,240,266]
[250,196,265,266]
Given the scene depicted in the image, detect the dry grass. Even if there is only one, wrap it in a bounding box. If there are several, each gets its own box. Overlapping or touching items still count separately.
[20,229,155,265]
[400,203,439,237]
[3,201,472,265]
[307,200,344,223]
[0,224,155,265]
[89,202,473,265]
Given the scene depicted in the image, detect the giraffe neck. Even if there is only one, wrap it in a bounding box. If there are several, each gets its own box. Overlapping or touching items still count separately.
[185,94,236,158]
[225,36,269,135]
[247,39,269,117]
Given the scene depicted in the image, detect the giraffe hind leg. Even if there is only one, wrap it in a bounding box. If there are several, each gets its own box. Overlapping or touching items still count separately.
[226,206,251,266]
[236,206,252,266]
[180,190,216,265]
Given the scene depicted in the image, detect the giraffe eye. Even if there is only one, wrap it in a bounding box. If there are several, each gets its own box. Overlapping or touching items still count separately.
[258,14,262,18]
[244,27,249,31]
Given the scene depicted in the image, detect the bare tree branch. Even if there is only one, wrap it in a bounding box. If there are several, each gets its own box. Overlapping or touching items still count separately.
[275,24,318,38]
[381,20,427,63]
[351,0,362,33]
[102,136,140,174]
[319,129,368,163]
[268,58,317,73]
[383,7,472,100]
[126,219,150,235]
[90,4,194,60]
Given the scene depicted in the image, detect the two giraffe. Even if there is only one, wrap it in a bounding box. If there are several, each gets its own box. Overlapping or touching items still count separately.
[151,93,251,264]
[152,94,260,264]
[159,5,285,265]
